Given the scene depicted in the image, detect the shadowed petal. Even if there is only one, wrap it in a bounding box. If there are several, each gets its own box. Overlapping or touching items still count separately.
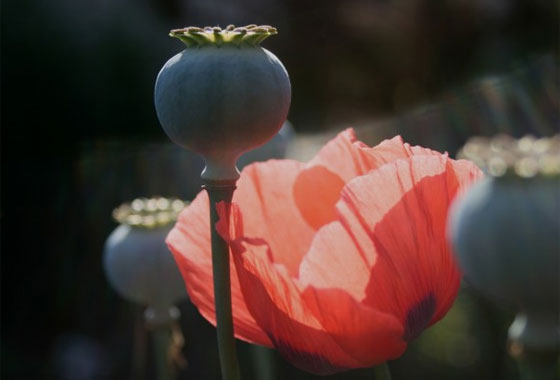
[336,155,482,333]
[217,203,405,374]
[234,160,315,276]
[298,221,370,300]
[308,129,441,182]
[301,287,405,367]
[299,221,407,364]
[292,166,346,229]
[402,292,437,341]
[166,191,272,347]
[168,128,484,374]
[294,130,442,230]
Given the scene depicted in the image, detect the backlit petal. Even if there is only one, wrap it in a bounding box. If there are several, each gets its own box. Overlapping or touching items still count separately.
[217,203,405,374]
[294,130,442,230]
[308,129,441,182]
[298,221,370,300]
[336,155,482,336]
[166,191,272,346]
[234,160,315,276]
[292,166,346,229]
[301,287,405,367]
[168,128,484,374]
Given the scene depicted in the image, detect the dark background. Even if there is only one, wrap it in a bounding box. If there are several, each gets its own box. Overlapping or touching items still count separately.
[1,1,558,379]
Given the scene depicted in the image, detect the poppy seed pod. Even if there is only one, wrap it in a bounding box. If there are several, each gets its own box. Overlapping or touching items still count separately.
[154,25,291,182]
[449,135,560,360]
[104,197,188,325]
[449,135,560,314]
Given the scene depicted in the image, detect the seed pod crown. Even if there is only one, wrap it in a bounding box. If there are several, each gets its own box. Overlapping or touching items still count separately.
[170,25,277,47]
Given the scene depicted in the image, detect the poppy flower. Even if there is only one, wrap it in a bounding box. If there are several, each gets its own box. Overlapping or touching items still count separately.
[167,129,483,374]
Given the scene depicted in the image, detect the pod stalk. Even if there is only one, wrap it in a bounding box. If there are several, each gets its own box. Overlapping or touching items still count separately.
[204,180,241,380]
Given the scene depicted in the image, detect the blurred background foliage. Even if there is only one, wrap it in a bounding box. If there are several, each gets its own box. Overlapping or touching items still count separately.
[1,0,558,379]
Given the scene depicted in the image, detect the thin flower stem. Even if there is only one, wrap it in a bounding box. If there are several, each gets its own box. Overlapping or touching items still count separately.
[153,327,174,380]
[205,181,241,380]
[516,358,558,380]
[252,345,277,380]
[373,362,392,380]
[132,311,147,380]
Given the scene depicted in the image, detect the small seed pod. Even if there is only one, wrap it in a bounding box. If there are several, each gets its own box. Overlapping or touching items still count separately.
[449,135,560,313]
[449,134,560,359]
[104,197,188,325]
[154,25,291,182]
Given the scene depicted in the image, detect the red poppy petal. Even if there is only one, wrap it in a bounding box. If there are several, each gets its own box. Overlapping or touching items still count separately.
[297,224,407,366]
[292,166,346,229]
[433,158,484,323]
[298,221,370,300]
[336,155,481,338]
[448,158,486,198]
[233,160,315,276]
[301,287,405,367]
[298,223,406,364]
[166,191,272,347]
[293,129,442,230]
[217,204,406,373]
[308,128,441,183]
[216,204,379,374]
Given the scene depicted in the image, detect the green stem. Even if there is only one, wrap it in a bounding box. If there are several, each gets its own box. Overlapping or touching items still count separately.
[205,181,241,380]
[132,310,147,380]
[252,345,277,380]
[516,355,559,380]
[373,362,392,380]
[153,327,174,380]
[509,312,559,380]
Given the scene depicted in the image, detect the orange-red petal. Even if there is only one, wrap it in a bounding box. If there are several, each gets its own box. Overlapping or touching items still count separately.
[307,129,440,183]
[233,160,315,276]
[294,129,442,230]
[336,155,482,336]
[168,129,483,374]
[298,221,371,301]
[300,287,405,368]
[292,166,346,229]
[166,191,273,347]
[166,159,315,345]
[216,203,405,374]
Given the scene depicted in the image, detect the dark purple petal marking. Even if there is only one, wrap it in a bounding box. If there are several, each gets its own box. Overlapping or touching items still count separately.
[403,292,436,342]
[272,338,350,375]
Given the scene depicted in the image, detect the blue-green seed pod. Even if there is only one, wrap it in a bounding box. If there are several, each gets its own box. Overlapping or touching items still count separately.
[104,197,188,325]
[449,135,560,314]
[154,25,291,181]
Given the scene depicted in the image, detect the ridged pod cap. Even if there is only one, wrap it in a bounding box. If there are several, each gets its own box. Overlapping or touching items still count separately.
[154,25,291,182]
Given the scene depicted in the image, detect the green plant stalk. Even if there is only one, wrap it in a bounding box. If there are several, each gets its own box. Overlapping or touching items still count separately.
[153,327,174,380]
[509,312,559,380]
[516,356,559,380]
[205,181,241,380]
[252,345,277,380]
[373,362,392,380]
[132,311,147,380]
